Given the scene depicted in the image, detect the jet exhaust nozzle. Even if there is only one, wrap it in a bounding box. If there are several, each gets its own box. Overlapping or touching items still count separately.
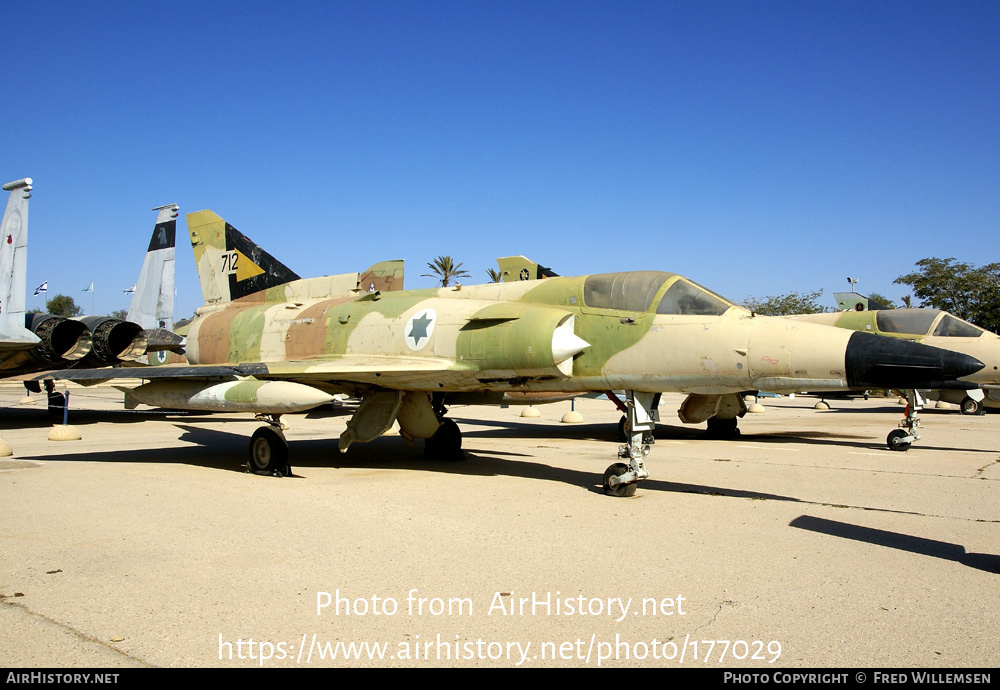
[845,331,984,389]
[26,313,93,365]
[144,327,186,353]
[78,316,148,365]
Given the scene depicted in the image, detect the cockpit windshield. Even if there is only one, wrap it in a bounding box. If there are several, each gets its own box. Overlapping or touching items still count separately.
[932,314,984,337]
[655,279,733,316]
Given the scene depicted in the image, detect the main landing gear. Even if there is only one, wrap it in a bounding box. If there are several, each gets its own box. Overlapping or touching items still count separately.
[433,396,466,460]
[424,418,464,461]
[960,396,983,415]
[886,390,922,452]
[705,416,740,439]
[242,392,468,477]
[248,414,291,476]
[959,389,987,416]
[603,391,656,497]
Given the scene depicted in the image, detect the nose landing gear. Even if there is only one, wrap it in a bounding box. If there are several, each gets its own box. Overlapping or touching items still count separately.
[887,390,922,452]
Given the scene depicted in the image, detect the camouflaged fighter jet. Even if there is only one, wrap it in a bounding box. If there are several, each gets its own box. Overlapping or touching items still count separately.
[785,307,1000,449]
[48,210,985,496]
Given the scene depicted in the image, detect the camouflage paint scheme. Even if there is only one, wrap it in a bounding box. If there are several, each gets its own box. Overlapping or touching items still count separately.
[48,210,984,492]
[786,309,1000,411]
[183,214,835,398]
[163,213,978,425]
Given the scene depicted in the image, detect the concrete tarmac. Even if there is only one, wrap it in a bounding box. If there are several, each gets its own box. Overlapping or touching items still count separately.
[0,384,997,668]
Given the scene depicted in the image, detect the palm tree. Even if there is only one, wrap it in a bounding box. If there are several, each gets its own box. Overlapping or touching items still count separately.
[485,268,503,283]
[423,256,471,287]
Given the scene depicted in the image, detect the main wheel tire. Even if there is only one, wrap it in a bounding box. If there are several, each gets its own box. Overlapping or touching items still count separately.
[706,416,740,439]
[424,419,464,461]
[249,427,289,476]
[616,416,628,442]
[886,428,911,452]
[960,397,982,416]
[603,463,637,497]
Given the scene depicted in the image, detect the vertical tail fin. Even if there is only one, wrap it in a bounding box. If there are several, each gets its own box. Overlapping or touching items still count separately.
[496,256,559,282]
[359,260,404,293]
[126,204,178,329]
[187,210,300,305]
[0,179,40,347]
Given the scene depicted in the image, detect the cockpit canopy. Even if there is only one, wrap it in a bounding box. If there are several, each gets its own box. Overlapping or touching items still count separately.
[874,308,985,338]
[582,272,734,316]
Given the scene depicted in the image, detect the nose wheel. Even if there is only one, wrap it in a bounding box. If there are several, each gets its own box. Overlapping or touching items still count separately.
[886,428,913,451]
[603,391,654,497]
[603,463,637,497]
[886,390,922,452]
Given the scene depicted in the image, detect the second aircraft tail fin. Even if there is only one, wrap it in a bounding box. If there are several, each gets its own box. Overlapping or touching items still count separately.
[496,256,559,282]
[359,260,404,294]
[127,204,178,329]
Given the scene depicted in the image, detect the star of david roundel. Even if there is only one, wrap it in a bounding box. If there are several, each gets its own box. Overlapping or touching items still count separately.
[404,309,437,351]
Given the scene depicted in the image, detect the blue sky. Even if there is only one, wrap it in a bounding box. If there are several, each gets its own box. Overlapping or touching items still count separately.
[3,0,997,321]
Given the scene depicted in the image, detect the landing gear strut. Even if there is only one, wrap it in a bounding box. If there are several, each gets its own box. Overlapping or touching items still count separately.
[43,379,65,422]
[248,414,290,476]
[609,391,658,444]
[887,390,922,452]
[603,391,654,497]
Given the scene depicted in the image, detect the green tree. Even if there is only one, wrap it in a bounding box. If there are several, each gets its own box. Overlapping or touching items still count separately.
[895,258,1000,333]
[742,290,827,316]
[485,268,503,283]
[110,308,128,320]
[866,292,898,310]
[45,294,83,317]
[422,256,471,287]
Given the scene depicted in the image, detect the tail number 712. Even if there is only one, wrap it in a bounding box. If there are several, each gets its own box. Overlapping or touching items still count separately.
[221,251,240,274]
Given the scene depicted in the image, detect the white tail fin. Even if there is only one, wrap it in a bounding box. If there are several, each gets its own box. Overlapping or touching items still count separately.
[127,204,178,329]
[0,179,40,347]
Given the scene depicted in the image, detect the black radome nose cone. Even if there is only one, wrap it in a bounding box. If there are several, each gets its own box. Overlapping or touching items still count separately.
[845,331,984,389]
